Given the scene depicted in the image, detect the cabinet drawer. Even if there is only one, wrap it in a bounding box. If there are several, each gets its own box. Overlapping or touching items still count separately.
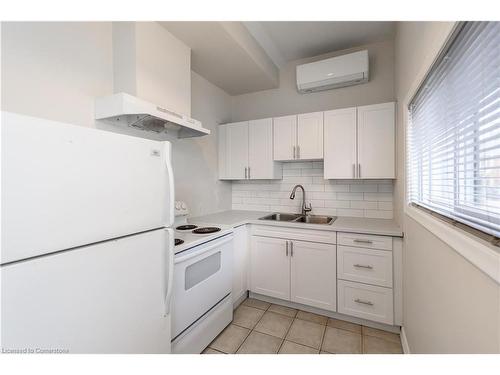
[337,246,393,287]
[337,280,393,325]
[252,225,336,244]
[338,232,392,251]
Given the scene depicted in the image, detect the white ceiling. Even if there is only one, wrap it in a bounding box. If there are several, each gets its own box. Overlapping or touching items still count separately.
[161,21,395,95]
[160,22,279,96]
[248,22,396,65]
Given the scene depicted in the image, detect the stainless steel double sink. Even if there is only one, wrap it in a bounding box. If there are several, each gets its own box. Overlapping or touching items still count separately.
[258,212,336,225]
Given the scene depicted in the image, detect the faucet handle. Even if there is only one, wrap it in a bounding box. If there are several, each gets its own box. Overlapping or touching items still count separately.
[304,203,312,213]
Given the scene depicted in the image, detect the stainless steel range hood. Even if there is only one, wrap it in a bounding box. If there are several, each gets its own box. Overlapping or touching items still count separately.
[95,93,210,139]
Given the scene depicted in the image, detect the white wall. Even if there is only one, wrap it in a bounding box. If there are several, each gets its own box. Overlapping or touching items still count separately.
[230,40,394,121]
[1,22,113,127]
[1,22,232,217]
[172,71,232,217]
[395,22,500,353]
[233,162,394,219]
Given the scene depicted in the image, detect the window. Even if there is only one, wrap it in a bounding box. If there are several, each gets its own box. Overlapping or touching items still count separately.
[408,22,500,242]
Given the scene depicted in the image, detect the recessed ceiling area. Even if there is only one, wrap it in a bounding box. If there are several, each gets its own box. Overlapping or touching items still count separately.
[160,22,279,96]
[161,21,395,95]
[246,22,395,64]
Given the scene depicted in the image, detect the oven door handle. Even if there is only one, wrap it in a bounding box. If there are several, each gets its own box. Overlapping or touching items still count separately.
[165,228,175,316]
[174,234,233,264]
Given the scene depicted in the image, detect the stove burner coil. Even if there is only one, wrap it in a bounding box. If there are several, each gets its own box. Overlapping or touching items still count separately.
[192,227,221,234]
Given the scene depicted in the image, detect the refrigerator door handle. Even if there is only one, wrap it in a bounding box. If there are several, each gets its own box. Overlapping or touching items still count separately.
[164,228,175,316]
[164,143,175,227]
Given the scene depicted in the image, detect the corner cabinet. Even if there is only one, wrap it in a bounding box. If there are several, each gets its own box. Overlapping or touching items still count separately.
[324,102,395,179]
[218,119,282,180]
[273,112,323,161]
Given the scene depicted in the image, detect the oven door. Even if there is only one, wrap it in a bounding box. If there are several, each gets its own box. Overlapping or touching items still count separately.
[172,234,233,339]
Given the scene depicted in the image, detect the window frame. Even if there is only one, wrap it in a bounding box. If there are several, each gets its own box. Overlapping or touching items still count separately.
[402,22,500,285]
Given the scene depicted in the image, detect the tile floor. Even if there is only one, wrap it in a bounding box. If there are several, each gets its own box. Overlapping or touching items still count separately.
[203,298,403,354]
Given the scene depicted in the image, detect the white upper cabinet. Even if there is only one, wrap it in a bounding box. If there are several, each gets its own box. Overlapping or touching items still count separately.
[273,112,323,161]
[273,115,297,161]
[219,119,281,180]
[324,102,395,179]
[357,102,395,179]
[248,118,281,179]
[324,107,357,179]
[297,112,324,160]
[219,121,248,180]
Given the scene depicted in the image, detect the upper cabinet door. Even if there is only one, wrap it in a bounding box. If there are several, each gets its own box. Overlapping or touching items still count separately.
[224,121,249,180]
[297,112,323,160]
[357,102,395,179]
[249,118,280,179]
[324,107,357,179]
[273,115,297,161]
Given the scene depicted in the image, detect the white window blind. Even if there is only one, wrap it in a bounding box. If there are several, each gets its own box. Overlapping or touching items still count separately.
[408,21,500,240]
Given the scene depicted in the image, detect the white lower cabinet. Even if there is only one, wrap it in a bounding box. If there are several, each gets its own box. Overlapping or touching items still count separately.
[337,280,394,325]
[247,227,400,327]
[250,234,336,312]
[250,236,290,300]
[232,225,249,305]
[337,245,393,288]
[290,240,336,311]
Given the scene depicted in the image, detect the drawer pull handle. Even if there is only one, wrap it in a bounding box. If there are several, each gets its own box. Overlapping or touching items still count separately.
[354,298,374,306]
[353,239,373,244]
[354,264,373,269]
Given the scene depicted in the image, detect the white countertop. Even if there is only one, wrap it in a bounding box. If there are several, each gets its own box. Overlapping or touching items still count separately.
[189,210,403,237]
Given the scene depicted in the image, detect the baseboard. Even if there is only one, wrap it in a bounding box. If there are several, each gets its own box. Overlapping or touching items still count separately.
[232,291,248,310]
[400,326,411,354]
[249,292,401,334]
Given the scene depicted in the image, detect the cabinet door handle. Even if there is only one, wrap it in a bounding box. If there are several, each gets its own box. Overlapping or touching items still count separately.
[290,241,294,257]
[353,239,373,244]
[297,145,300,159]
[354,264,373,269]
[244,167,248,179]
[355,298,374,306]
[248,166,251,179]
[358,163,361,178]
[293,145,296,159]
[352,164,356,178]
[285,241,289,256]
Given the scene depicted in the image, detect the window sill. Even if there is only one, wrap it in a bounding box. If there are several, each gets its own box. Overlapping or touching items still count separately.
[405,205,500,285]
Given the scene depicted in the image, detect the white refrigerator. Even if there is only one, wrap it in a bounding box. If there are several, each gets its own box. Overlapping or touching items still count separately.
[1,112,175,353]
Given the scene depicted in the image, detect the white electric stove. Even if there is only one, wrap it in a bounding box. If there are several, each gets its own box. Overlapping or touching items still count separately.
[171,201,234,354]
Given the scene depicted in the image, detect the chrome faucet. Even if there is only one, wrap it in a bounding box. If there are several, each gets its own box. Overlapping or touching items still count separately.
[289,184,312,216]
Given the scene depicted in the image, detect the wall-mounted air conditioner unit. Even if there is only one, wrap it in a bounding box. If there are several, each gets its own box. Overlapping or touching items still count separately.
[296,50,369,93]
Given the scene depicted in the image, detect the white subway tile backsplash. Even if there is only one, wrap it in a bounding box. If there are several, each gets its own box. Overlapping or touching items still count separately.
[324,184,350,192]
[337,192,364,201]
[324,200,351,209]
[231,162,394,219]
[364,192,393,201]
[350,201,379,210]
[283,162,313,169]
[301,168,323,176]
[378,201,394,211]
[349,184,379,193]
